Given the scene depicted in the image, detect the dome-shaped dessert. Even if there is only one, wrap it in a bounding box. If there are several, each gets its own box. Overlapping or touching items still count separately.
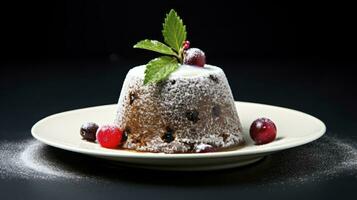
[115,65,244,153]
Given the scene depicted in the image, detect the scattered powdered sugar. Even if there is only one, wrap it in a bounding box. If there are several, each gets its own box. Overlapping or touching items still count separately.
[304,136,357,181]
[0,136,356,185]
[258,135,357,185]
[0,139,83,180]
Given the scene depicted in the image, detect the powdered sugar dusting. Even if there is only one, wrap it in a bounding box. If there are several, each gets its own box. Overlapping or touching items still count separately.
[128,64,217,78]
[296,136,357,183]
[115,65,244,153]
[0,139,83,180]
[0,136,356,185]
[259,136,357,184]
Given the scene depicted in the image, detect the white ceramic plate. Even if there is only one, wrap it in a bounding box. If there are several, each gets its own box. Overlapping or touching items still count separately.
[31,102,326,171]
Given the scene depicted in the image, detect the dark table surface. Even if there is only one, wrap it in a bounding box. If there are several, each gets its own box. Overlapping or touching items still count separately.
[1,59,356,199]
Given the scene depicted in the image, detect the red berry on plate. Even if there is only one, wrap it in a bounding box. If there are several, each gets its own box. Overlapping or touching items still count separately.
[183,48,206,67]
[183,40,190,50]
[96,125,123,149]
[250,118,277,145]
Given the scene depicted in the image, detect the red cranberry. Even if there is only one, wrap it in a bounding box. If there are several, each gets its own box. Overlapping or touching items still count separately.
[162,127,175,143]
[250,118,277,145]
[96,125,123,149]
[183,40,190,50]
[80,122,98,142]
[183,48,206,67]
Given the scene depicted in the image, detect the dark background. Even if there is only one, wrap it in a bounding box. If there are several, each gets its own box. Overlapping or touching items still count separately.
[2,0,357,62]
[1,0,357,199]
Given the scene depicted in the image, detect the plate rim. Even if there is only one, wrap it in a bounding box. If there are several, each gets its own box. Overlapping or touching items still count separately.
[31,101,326,159]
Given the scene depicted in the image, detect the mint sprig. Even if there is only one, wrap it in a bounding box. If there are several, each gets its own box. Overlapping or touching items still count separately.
[134,39,177,56]
[133,9,187,85]
[144,56,179,85]
[162,10,187,54]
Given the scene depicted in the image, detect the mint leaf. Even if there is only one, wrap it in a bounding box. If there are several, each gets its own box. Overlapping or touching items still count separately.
[162,9,187,52]
[134,10,187,85]
[144,56,179,84]
[134,39,177,56]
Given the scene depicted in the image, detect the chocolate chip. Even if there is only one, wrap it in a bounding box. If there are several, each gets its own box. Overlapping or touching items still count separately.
[209,75,219,83]
[221,133,229,142]
[212,105,221,118]
[183,142,195,151]
[131,138,140,144]
[186,110,200,123]
[162,127,175,143]
[122,127,131,142]
[129,91,138,105]
[170,80,176,85]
